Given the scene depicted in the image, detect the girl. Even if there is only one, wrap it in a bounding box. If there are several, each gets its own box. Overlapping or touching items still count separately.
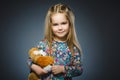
[27,3,83,80]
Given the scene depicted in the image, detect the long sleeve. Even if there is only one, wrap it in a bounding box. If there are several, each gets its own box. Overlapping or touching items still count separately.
[64,47,83,77]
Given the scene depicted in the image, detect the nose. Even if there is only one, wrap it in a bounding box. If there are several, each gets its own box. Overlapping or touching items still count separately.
[58,25,62,29]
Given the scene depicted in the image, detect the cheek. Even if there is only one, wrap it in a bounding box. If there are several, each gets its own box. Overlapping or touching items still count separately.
[64,25,69,32]
[51,27,57,33]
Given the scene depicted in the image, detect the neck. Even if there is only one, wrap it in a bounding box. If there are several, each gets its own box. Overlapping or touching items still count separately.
[54,37,67,42]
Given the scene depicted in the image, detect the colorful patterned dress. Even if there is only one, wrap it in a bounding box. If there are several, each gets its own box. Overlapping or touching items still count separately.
[36,39,83,80]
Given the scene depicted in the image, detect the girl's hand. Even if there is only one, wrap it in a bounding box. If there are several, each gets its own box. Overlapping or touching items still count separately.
[52,65,64,75]
[27,58,48,75]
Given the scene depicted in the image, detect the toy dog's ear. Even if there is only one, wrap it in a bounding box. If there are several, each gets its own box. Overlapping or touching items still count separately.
[29,47,38,59]
[29,47,38,54]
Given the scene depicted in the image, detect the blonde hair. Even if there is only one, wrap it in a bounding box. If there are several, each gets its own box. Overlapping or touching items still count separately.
[44,3,82,55]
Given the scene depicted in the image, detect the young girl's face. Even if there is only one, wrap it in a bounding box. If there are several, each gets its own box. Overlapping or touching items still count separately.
[51,13,69,41]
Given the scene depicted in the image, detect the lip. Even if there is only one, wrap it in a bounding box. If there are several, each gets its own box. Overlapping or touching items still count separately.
[57,32,64,33]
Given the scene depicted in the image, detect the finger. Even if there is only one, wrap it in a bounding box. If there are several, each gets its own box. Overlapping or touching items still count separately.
[52,66,56,70]
[52,69,56,73]
[51,67,54,71]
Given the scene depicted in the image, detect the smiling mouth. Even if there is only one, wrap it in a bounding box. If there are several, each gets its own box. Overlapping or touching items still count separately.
[57,31,64,33]
[57,32,64,34]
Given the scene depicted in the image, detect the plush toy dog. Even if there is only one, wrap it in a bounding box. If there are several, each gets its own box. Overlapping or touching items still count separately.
[28,47,54,80]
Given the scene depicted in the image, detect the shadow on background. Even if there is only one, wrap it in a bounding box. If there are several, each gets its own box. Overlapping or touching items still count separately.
[1,0,120,80]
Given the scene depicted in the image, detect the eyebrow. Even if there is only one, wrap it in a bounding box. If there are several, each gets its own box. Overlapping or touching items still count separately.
[52,21,67,24]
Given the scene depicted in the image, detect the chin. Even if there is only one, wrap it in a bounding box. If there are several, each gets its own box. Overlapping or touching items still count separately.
[57,35,66,38]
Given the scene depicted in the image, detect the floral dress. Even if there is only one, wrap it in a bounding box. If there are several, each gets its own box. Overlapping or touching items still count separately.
[36,39,83,80]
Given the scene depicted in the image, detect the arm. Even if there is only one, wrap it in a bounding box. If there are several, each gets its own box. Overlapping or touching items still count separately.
[64,56,83,77]
[31,64,48,75]
[27,58,48,75]
[51,50,83,77]
[64,49,83,77]
[27,40,49,75]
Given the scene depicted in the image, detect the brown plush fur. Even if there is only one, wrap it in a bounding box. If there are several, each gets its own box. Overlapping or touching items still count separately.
[28,47,54,80]
[28,72,40,80]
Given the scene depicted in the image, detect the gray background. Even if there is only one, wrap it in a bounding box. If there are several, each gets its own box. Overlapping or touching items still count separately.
[1,0,120,80]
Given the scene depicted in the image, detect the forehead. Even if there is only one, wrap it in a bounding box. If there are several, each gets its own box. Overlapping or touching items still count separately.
[51,13,68,22]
